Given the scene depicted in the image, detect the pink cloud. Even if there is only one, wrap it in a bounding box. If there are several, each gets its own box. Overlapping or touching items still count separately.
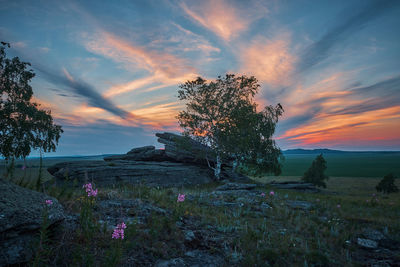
[180,0,267,41]
[240,34,296,87]
[85,31,196,79]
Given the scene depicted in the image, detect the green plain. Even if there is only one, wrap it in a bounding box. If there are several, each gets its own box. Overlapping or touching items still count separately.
[281,152,400,178]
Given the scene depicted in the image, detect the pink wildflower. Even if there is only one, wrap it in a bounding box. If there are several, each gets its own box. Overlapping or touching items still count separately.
[337,204,341,208]
[177,193,185,202]
[83,183,98,197]
[45,199,53,206]
[269,191,275,196]
[112,222,127,239]
[261,192,266,197]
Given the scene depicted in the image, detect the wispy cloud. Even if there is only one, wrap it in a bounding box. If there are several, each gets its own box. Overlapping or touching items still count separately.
[83,31,198,97]
[180,0,267,41]
[277,75,400,148]
[296,0,399,73]
[240,33,296,87]
[84,31,196,79]
[34,64,134,119]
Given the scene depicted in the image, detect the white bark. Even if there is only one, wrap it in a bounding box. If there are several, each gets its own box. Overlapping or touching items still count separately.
[214,154,222,180]
[232,157,238,173]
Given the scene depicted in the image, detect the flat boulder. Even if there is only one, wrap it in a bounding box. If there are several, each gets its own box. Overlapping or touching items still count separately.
[104,146,168,162]
[215,183,257,191]
[48,160,216,188]
[270,181,319,192]
[0,179,65,266]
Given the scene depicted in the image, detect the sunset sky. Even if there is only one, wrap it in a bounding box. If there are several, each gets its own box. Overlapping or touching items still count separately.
[1,0,400,156]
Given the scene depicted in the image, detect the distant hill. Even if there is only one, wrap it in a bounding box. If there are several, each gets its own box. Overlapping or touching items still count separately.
[283,148,345,154]
[283,148,400,154]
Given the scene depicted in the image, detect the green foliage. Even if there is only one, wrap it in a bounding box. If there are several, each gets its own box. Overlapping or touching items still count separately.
[177,74,284,178]
[376,173,399,194]
[302,154,329,188]
[0,42,63,163]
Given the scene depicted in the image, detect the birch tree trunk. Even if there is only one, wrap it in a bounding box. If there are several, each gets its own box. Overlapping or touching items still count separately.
[214,154,222,180]
[232,157,238,173]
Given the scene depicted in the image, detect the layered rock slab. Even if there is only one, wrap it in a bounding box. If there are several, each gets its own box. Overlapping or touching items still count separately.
[49,132,253,187]
[0,179,65,266]
[48,160,216,187]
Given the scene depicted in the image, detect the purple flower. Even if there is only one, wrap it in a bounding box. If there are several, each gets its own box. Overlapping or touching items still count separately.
[83,183,98,197]
[112,222,127,239]
[337,204,341,208]
[261,192,266,197]
[45,199,53,206]
[177,193,185,202]
[21,165,26,170]
[269,191,275,196]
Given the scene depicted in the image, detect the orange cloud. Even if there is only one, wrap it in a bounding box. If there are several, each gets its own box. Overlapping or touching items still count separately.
[180,0,267,41]
[280,106,400,146]
[240,34,296,87]
[85,31,196,79]
[84,31,199,98]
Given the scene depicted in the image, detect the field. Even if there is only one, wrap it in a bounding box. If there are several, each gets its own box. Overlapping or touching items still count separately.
[281,152,400,177]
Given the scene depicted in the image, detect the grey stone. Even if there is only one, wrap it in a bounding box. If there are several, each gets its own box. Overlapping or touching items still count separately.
[286,200,313,210]
[48,132,253,187]
[357,238,378,249]
[363,229,386,241]
[127,145,155,155]
[270,181,319,192]
[48,160,215,188]
[215,183,257,191]
[154,258,186,267]
[0,179,65,266]
[184,230,196,242]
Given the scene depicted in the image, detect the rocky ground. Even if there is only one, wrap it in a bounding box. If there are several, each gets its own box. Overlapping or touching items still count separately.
[1,179,400,266]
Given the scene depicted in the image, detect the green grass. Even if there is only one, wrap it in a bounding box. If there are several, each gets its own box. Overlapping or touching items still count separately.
[4,171,400,266]
[2,155,400,265]
[281,152,400,177]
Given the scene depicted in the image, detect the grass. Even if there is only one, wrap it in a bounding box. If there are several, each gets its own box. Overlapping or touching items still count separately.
[2,156,400,265]
[17,175,397,266]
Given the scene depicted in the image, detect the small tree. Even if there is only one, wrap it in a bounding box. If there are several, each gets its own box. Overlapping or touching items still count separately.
[376,173,399,194]
[302,154,328,188]
[177,74,283,180]
[0,42,63,177]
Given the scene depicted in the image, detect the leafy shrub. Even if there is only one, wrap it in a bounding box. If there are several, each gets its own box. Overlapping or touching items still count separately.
[302,154,329,188]
[376,173,399,194]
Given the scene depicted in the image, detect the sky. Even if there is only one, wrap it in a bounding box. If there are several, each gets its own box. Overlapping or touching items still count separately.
[1,0,400,156]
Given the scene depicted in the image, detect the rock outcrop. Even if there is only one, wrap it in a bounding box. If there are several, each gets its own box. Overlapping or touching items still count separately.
[49,132,252,188]
[269,181,320,192]
[0,179,65,266]
[103,132,230,166]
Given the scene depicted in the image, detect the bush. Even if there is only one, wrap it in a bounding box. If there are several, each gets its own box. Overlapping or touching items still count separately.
[376,173,399,194]
[302,154,328,188]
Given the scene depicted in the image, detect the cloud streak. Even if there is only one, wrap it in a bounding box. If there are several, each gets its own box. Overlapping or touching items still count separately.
[83,31,199,98]
[297,0,399,73]
[180,0,267,41]
[34,64,133,119]
[277,75,400,148]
